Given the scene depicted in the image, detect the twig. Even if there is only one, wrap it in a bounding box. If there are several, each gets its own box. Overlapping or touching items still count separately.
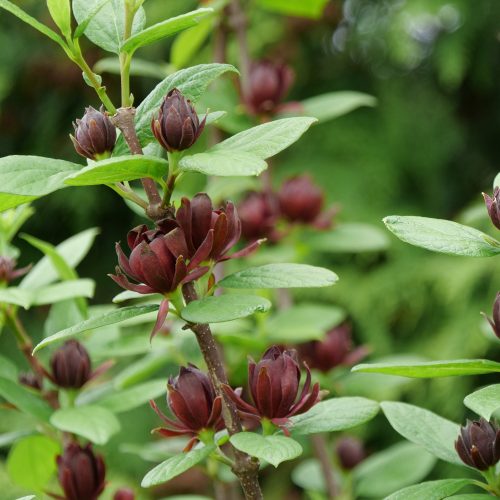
[311,434,337,499]
[228,0,251,98]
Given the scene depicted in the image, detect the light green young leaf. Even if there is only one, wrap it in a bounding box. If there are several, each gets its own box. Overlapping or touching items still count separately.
[33,304,159,352]
[47,0,71,37]
[464,384,500,420]
[72,0,146,53]
[290,397,379,435]
[121,8,213,54]
[141,445,215,487]
[380,402,462,465]
[385,479,474,500]
[0,355,18,381]
[230,433,302,467]
[218,263,338,289]
[0,288,31,308]
[255,0,328,19]
[51,405,120,444]
[65,155,168,185]
[352,359,500,378]
[171,17,213,68]
[383,216,500,257]
[182,295,271,323]
[114,351,171,388]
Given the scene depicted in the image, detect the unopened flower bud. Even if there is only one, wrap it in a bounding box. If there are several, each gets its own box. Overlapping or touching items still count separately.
[113,487,135,500]
[238,191,280,241]
[50,340,91,389]
[455,418,500,470]
[336,436,366,470]
[57,442,105,500]
[279,175,324,224]
[18,372,41,391]
[0,256,31,284]
[483,292,500,339]
[151,88,206,152]
[71,106,116,160]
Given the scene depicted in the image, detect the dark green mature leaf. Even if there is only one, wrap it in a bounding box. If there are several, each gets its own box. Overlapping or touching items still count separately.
[383,216,500,257]
[219,264,338,289]
[385,479,474,500]
[381,402,462,465]
[230,433,302,467]
[181,295,271,323]
[72,0,146,53]
[171,17,213,68]
[121,8,213,54]
[73,0,110,38]
[0,156,80,212]
[0,377,52,422]
[352,359,500,378]
[255,0,328,19]
[113,64,238,155]
[290,397,379,435]
[464,384,500,420]
[65,155,168,185]
[33,304,159,353]
[141,445,215,487]
[6,435,60,491]
[50,405,120,444]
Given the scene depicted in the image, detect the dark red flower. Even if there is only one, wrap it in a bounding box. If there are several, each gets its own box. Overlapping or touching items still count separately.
[56,442,105,500]
[482,292,500,339]
[71,106,116,160]
[150,364,223,451]
[50,340,91,389]
[455,418,500,470]
[278,175,324,224]
[0,256,31,284]
[238,191,280,242]
[336,436,366,470]
[151,88,206,152]
[113,488,135,500]
[483,188,500,230]
[244,61,294,115]
[298,324,368,373]
[224,346,320,433]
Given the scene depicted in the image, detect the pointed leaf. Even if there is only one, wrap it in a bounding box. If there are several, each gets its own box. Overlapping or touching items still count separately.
[464,384,500,420]
[385,479,474,500]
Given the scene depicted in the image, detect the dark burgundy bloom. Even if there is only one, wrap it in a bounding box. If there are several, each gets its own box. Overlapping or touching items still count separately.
[245,61,294,115]
[224,346,320,433]
[279,175,324,224]
[483,188,500,230]
[238,191,280,242]
[482,292,500,339]
[113,488,135,500]
[336,436,366,470]
[71,106,116,160]
[151,88,206,152]
[150,364,223,451]
[18,372,42,391]
[50,340,91,389]
[298,324,368,373]
[455,418,500,470]
[56,442,105,500]
[0,256,31,284]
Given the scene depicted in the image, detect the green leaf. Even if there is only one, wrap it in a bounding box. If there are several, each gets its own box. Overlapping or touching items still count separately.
[73,0,110,38]
[121,8,213,54]
[0,376,52,422]
[0,288,31,308]
[0,156,80,212]
[352,359,500,378]
[230,433,302,467]
[290,397,379,435]
[96,379,165,413]
[113,64,238,155]
[114,352,171,388]
[383,216,500,257]
[44,299,85,337]
[141,445,215,487]
[33,304,159,353]
[494,172,500,189]
[446,495,495,500]
[380,402,462,465]
[266,303,345,342]
[255,0,328,19]
[65,155,168,186]
[6,435,60,491]
[171,17,213,69]
[47,0,71,37]
[181,295,271,323]
[0,354,18,381]
[30,279,95,306]
[218,264,338,289]
[385,479,473,500]
[354,442,436,498]
[464,384,500,420]
[50,405,120,444]
[20,228,99,289]
[72,0,146,53]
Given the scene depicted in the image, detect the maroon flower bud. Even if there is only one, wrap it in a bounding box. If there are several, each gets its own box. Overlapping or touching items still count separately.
[50,340,91,389]
[278,175,324,224]
[71,106,116,160]
[151,88,206,152]
[245,60,294,115]
[225,346,320,433]
[336,436,366,470]
[482,292,500,339]
[483,188,500,230]
[455,418,500,470]
[0,256,31,284]
[56,442,105,500]
[150,364,223,451]
[298,324,368,373]
[18,372,42,391]
[113,488,135,500]
[238,191,280,241]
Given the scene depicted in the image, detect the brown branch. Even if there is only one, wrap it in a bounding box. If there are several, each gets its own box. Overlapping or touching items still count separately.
[182,282,263,500]
[311,434,337,499]
[228,0,251,98]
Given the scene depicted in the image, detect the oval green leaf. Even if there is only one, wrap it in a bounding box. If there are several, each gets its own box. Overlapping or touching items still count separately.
[464,384,500,420]
[385,479,474,500]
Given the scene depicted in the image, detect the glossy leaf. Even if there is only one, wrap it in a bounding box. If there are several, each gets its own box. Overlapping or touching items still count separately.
[385,479,474,500]
[464,384,500,420]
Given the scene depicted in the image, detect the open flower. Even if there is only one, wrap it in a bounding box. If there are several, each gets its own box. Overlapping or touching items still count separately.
[224,346,320,433]
[483,188,500,230]
[482,292,500,339]
[150,364,223,451]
